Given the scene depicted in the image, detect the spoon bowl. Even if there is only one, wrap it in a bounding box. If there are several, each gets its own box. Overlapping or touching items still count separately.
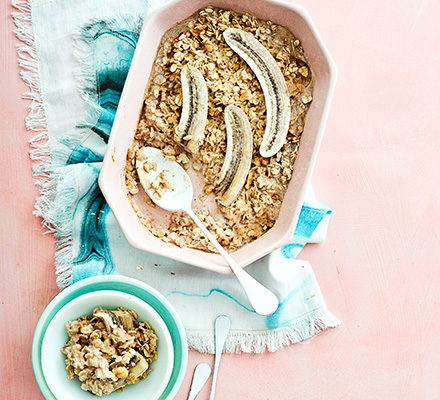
[136,147,193,211]
[136,147,279,316]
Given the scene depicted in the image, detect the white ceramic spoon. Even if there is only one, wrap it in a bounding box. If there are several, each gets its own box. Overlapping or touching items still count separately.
[136,147,279,316]
[209,315,231,400]
[187,363,212,400]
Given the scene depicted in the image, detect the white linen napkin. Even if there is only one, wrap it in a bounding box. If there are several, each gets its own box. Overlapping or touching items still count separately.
[12,0,340,353]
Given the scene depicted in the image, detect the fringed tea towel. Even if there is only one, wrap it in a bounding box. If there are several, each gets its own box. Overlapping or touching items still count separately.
[12,0,340,353]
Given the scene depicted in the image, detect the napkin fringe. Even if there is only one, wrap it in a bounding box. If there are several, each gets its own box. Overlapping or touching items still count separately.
[12,1,47,133]
[12,0,73,288]
[50,167,78,288]
[186,308,341,354]
[35,165,78,288]
[12,1,55,227]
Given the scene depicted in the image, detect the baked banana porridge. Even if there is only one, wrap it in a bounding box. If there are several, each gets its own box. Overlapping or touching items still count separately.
[61,307,157,396]
[125,6,314,253]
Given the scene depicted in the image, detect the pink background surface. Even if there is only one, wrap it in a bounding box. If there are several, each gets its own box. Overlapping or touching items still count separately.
[1,0,439,399]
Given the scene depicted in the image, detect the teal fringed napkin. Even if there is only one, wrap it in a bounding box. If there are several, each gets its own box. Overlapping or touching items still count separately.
[13,0,339,353]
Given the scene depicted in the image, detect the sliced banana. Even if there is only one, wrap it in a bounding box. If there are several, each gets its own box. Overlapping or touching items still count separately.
[175,64,208,153]
[215,105,253,206]
[223,28,291,158]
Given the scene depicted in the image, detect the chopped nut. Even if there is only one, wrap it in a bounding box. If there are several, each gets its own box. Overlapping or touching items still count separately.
[204,184,215,194]
[298,66,308,77]
[301,94,313,104]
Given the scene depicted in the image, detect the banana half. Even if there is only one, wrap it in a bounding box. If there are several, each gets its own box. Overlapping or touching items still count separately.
[175,64,208,153]
[223,28,291,158]
[215,105,253,206]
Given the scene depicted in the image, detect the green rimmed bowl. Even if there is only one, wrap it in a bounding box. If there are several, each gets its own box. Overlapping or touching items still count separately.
[32,275,188,400]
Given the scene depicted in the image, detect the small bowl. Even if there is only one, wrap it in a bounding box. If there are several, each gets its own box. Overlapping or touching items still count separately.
[99,0,337,273]
[32,276,188,400]
[41,290,173,400]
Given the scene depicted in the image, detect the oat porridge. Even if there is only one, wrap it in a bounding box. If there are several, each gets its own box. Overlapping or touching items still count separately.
[61,307,158,396]
[125,6,314,253]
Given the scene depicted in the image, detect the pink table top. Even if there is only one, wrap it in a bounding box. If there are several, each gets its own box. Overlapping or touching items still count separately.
[1,1,440,399]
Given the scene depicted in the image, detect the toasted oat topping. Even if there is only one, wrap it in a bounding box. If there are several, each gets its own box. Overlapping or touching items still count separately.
[125,7,313,252]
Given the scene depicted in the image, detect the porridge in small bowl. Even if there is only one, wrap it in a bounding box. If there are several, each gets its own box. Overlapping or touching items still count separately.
[61,307,158,396]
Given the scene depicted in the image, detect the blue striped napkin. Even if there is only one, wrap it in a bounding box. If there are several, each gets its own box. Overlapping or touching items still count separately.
[13,0,339,353]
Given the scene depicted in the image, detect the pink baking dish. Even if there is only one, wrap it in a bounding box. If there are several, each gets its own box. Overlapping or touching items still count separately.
[98,0,337,274]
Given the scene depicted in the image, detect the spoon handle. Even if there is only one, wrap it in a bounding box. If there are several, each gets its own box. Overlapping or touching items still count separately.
[185,208,279,316]
[187,363,212,400]
[209,315,231,400]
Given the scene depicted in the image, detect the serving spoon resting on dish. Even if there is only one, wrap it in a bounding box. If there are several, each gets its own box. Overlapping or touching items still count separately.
[136,147,279,316]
